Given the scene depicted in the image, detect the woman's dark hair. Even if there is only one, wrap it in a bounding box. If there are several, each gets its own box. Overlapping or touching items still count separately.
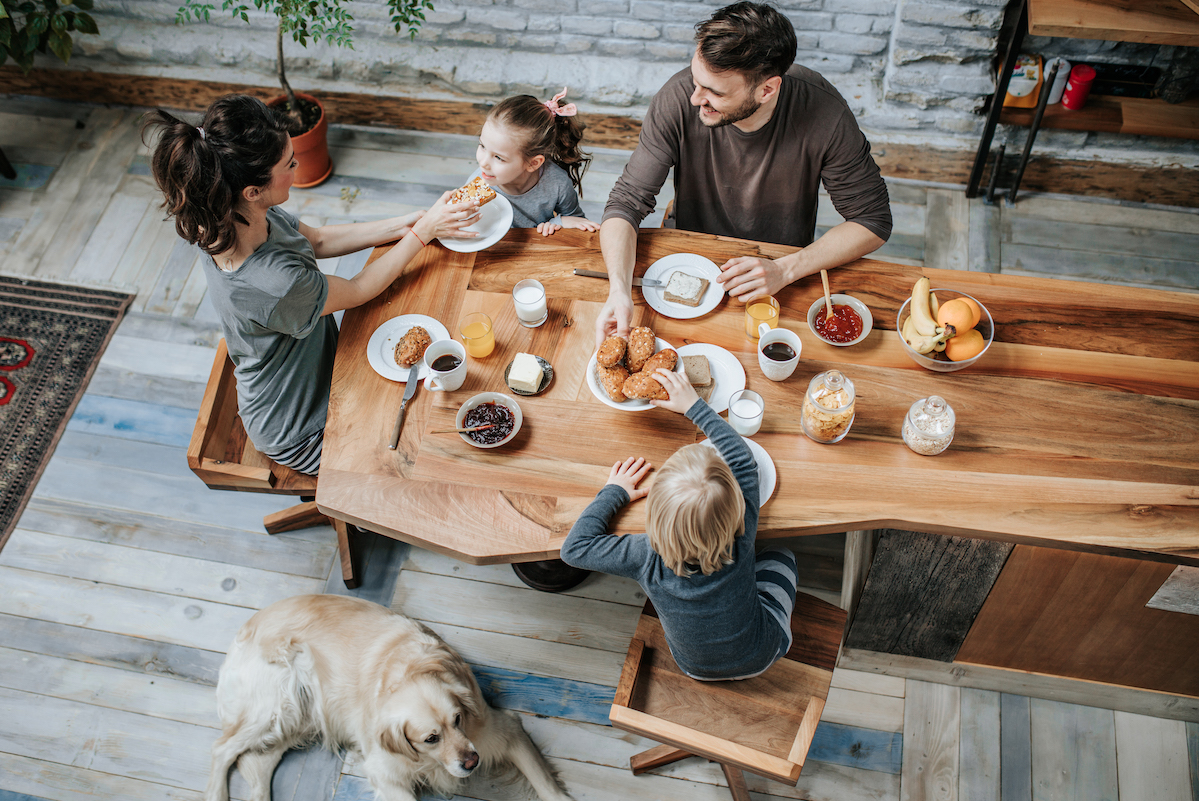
[142,95,290,257]
[695,2,798,86]
[486,95,592,196]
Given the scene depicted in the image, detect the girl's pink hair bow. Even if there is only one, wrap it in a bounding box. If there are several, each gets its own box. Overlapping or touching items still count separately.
[546,87,578,117]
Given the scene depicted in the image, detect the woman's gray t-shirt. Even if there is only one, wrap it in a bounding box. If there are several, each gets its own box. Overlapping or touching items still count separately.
[201,206,338,454]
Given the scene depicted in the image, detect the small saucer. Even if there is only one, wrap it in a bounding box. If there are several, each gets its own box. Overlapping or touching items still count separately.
[504,355,554,396]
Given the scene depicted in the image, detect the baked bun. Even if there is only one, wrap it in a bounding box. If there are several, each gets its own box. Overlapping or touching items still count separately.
[640,348,677,375]
[449,176,496,207]
[626,327,656,373]
[597,335,627,368]
[622,371,669,401]
[394,326,432,367]
[596,363,630,402]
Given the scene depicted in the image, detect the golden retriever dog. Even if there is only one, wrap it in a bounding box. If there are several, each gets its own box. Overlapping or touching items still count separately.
[205,595,573,801]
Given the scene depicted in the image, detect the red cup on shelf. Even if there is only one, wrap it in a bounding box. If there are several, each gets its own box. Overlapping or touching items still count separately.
[1061,64,1096,110]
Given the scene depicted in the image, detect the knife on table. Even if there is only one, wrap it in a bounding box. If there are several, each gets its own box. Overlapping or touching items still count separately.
[573,268,663,288]
[388,364,420,450]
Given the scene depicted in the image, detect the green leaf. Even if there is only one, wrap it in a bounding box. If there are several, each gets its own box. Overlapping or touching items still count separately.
[26,12,46,34]
[50,12,66,31]
[0,5,9,21]
[72,0,93,10]
[47,27,70,61]
[14,44,34,72]
[74,10,96,32]
[17,2,35,13]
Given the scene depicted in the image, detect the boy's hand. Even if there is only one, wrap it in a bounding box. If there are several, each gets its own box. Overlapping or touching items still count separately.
[649,368,700,415]
[536,221,563,236]
[560,216,600,232]
[606,456,652,501]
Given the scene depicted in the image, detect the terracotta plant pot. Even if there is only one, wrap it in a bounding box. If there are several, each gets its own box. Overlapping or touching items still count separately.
[268,92,333,188]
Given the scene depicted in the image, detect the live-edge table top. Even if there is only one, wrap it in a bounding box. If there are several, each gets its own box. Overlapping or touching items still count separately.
[317,228,1199,566]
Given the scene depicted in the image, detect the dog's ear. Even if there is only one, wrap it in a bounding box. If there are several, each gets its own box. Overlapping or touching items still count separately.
[379,722,419,761]
[443,659,484,720]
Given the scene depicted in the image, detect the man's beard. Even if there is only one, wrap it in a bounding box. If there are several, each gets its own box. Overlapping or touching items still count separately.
[699,94,762,128]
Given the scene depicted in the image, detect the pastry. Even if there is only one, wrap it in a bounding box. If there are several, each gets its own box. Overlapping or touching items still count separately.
[449,176,496,207]
[640,348,678,375]
[394,326,432,367]
[597,335,627,368]
[626,326,656,373]
[662,271,709,307]
[596,363,630,403]
[622,371,669,401]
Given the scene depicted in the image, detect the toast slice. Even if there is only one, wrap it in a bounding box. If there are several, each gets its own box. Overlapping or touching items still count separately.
[663,271,709,307]
[449,176,497,207]
[682,354,712,388]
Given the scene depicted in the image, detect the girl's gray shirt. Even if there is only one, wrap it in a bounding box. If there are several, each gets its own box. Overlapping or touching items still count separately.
[470,163,584,228]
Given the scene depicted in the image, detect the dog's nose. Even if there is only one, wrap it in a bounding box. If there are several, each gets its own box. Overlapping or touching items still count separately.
[461,751,479,772]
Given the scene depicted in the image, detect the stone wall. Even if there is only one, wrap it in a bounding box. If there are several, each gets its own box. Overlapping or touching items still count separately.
[50,0,1199,166]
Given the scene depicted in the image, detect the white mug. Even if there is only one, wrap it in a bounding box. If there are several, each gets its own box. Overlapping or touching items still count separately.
[424,340,467,392]
[757,324,802,381]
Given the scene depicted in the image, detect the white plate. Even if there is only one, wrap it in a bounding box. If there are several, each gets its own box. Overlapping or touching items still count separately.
[641,253,724,319]
[366,314,452,383]
[701,436,776,507]
[675,343,746,414]
[439,193,514,253]
[586,337,684,411]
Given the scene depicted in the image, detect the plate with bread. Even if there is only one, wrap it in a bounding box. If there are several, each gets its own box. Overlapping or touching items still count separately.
[701,436,776,506]
[641,253,724,319]
[675,343,746,414]
[588,326,685,411]
[439,176,514,253]
[367,314,451,382]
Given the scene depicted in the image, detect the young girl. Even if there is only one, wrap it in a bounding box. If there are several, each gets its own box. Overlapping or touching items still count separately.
[474,88,599,237]
[559,369,799,681]
[144,95,480,475]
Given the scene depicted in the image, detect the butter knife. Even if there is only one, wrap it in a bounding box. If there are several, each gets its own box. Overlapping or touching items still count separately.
[388,364,420,450]
[573,268,662,288]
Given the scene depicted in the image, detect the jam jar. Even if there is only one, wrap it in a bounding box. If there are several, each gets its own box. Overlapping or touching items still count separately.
[902,395,955,456]
[802,369,855,444]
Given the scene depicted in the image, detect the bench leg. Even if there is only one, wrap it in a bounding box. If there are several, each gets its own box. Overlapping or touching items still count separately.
[630,745,692,774]
[263,501,329,534]
[720,763,752,801]
[333,519,367,589]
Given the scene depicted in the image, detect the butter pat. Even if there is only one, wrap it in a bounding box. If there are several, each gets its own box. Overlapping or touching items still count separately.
[508,352,543,393]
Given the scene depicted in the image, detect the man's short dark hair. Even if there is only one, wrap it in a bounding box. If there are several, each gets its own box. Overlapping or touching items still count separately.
[694,2,797,85]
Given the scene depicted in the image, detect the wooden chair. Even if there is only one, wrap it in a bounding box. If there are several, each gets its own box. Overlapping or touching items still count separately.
[609,593,848,800]
[187,339,363,587]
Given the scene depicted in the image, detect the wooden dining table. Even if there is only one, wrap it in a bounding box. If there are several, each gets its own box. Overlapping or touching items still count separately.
[316,227,1199,584]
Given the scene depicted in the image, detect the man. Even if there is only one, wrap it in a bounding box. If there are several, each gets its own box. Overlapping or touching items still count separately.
[596,1,892,345]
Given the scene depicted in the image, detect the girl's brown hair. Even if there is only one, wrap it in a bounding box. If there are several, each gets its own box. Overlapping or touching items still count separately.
[141,95,290,258]
[486,94,592,195]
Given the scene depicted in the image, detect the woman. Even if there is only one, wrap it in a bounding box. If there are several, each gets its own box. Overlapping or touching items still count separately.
[144,94,480,475]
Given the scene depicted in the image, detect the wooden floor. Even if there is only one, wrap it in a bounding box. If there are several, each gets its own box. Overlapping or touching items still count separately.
[1,97,1198,801]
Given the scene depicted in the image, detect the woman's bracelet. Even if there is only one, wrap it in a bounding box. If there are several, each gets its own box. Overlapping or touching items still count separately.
[411,229,427,247]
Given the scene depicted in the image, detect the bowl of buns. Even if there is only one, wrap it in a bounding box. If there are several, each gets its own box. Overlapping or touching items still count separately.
[588,326,685,411]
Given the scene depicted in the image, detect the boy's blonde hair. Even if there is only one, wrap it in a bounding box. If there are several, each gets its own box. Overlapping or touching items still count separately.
[646,443,746,577]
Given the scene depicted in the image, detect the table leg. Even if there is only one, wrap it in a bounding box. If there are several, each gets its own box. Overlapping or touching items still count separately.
[0,146,16,181]
[511,559,591,593]
[333,519,369,589]
[1007,60,1061,206]
[966,0,1027,198]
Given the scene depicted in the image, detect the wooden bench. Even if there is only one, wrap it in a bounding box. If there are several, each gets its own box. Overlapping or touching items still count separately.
[610,594,848,800]
[187,339,363,587]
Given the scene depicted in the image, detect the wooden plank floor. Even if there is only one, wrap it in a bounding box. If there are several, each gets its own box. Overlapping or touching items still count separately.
[1,97,1198,801]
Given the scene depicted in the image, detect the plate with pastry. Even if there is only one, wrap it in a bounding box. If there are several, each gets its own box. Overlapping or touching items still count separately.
[641,253,724,319]
[675,343,746,414]
[587,327,685,411]
[701,436,776,506]
[367,314,451,382]
[439,176,514,253]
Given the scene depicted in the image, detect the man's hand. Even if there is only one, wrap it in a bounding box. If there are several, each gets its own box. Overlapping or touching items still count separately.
[716,256,791,301]
[649,368,700,415]
[595,291,633,348]
[606,456,653,501]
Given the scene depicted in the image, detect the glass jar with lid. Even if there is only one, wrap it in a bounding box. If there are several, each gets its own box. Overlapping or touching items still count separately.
[902,395,955,455]
[802,369,855,444]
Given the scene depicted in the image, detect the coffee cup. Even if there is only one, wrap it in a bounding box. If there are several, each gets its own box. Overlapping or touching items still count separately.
[757,324,802,381]
[424,340,467,392]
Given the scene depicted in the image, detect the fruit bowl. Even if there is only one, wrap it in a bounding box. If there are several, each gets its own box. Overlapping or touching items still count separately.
[896,289,993,372]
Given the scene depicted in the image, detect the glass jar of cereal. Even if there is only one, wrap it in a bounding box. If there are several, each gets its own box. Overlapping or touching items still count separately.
[902,395,955,456]
[802,369,855,444]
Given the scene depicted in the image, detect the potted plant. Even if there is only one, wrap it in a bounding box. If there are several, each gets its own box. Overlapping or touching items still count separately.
[176,0,433,187]
[1,0,100,73]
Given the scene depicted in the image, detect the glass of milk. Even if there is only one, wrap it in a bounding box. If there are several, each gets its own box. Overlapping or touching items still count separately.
[512,279,548,328]
[727,389,764,436]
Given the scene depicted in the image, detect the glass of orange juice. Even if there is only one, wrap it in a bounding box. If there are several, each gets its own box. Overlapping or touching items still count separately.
[460,312,495,358]
[745,295,780,339]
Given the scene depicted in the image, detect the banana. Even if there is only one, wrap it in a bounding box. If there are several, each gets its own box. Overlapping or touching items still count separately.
[910,277,938,336]
[909,327,952,354]
[934,339,947,352]
[929,291,940,318]
[901,315,919,346]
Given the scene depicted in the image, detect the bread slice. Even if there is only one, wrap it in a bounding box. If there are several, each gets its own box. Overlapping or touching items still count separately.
[682,354,712,387]
[663,271,709,307]
[695,383,714,402]
[449,176,497,207]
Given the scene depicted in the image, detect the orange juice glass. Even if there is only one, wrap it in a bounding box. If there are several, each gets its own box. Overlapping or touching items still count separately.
[745,296,780,339]
[460,313,495,358]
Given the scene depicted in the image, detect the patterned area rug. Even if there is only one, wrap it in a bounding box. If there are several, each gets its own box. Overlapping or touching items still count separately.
[0,276,133,551]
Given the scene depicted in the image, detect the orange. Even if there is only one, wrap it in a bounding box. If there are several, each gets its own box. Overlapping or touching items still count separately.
[936,298,976,335]
[944,328,985,361]
[958,296,982,328]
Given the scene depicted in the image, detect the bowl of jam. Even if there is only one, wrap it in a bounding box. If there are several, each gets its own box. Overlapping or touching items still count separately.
[455,392,523,449]
[807,293,873,346]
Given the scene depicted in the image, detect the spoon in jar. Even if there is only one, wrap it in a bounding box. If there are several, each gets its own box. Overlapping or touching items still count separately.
[820,269,834,321]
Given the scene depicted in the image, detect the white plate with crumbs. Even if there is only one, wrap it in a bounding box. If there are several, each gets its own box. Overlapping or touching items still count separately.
[675,343,746,414]
[701,436,775,507]
[367,314,451,382]
[439,192,514,253]
[642,253,724,319]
